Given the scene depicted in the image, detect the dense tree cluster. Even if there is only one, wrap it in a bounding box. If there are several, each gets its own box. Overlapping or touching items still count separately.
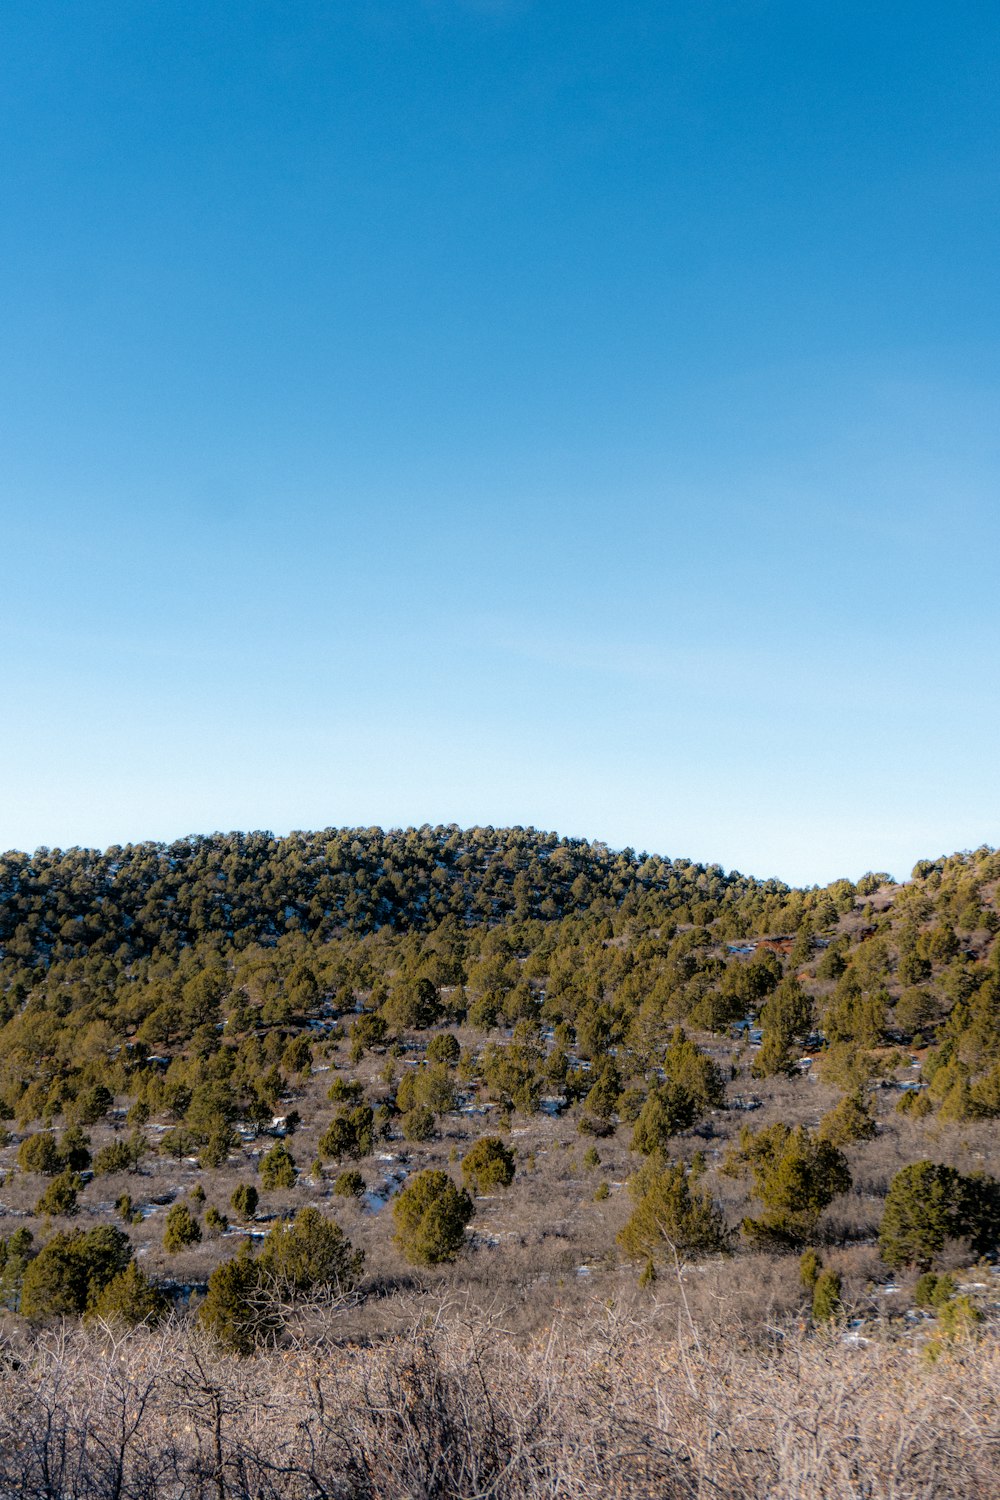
[0,828,998,1344]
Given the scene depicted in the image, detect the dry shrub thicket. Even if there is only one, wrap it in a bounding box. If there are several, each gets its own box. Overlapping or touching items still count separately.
[0,1298,997,1500]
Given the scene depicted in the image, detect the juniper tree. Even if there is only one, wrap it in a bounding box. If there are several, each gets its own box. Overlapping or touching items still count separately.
[618,1158,729,1265]
[461,1136,516,1193]
[392,1170,474,1265]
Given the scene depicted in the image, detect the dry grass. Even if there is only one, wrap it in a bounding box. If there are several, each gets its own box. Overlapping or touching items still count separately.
[0,1298,998,1499]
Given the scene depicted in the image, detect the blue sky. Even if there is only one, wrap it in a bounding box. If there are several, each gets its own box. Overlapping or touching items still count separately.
[2,0,998,885]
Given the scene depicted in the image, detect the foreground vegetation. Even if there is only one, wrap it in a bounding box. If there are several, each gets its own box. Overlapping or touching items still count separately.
[0,825,999,1492]
[0,1300,997,1499]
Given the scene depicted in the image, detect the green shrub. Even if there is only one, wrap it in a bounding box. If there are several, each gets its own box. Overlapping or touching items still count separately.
[198,1210,363,1353]
[817,1093,877,1146]
[382,978,442,1031]
[88,1260,168,1327]
[94,1133,146,1176]
[0,1227,34,1310]
[327,1077,364,1105]
[630,1085,698,1154]
[618,1159,729,1265]
[333,1169,365,1198]
[60,1126,92,1172]
[260,1142,297,1190]
[461,1137,516,1194]
[401,1105,436,1142]
[205,1205,229,1236]
[199,1126,237,1168]
[350,1013,388,1061]
[230,1183,259,1219]
[21,1225,132,1319]
[914,1271,957,1308]
[799,1247,822,1290]
[68,1084,113,1126]
[163,1203,202,1253]
[258,1206,363,1296]
[36,1170,82,1218]
[318,1105,374,1162]
[878,1161,1000,1270]
[936,1293,983,1342]
[732,1124,851,1247]
[18,1132,62,1176]
[812,1269,842,1321]
[392,1170,474,1265]
[198,1244,276,1355]
[426,1033,461,1067]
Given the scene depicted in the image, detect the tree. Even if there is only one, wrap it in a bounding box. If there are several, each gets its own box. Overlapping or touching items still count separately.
[18,1131,62,1176]
[581,1059,622,1133]
[257,1206,363,1296]
[282,1034,313,1077]
[0,1227,33,1311]
[426,1032,461,1066]
[753,979,812,1077]
[350,1013,388,1060]
[812,1269,842,1321]
[198,1243,276,1355]
[163,1203,202,1253]
[461,1136,516,1193]
[392,1170,474,1265]
[260,1141,297,1190]
[799,1247,822,1290]
[327,1077,365,1105]
[877,1161,1000,1270]
[732,1124,851,1246]
[21,1225,132,1319]
[198,1211,363,1354]
[203,1205,227,1236]
[480,1037,542,1115]
[36,1170,82,1218]
[401,1105,436,1142]
[382,977,442,1030]
[230,1183,259,1219]
[618,1158,729,1264]
[817,1092,877,1147]
[60,1125,92,1172]
[88,1260,168,1327]
[318,1104,374,1162]
[93,1133,146,1175]
[69,1083,113,1125]
[630,1085,697,1155]
[661,1028,726,1112]
[199,1125,237,1169]
[413,1063,458,1115]
[333,1169,365,1198]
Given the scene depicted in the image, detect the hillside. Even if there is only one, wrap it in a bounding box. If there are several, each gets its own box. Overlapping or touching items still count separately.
[0,827,999,1496]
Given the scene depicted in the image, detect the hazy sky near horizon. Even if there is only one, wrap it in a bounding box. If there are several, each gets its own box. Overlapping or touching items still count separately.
[2,0,998,886]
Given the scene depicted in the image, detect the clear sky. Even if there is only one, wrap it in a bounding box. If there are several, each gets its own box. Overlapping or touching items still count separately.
[2,0,998,886]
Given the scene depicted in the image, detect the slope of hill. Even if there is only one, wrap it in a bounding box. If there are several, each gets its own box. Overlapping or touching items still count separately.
[0,827,998,1496]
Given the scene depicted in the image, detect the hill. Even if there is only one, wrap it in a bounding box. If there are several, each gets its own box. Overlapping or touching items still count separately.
[0,827,999,1496]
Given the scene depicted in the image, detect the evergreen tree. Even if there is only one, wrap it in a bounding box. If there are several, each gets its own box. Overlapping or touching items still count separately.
[461,1136,516,1193]
[392,1170,474,1265]
[163,1203,202,1253]
[618,1158,729,1264]
[260,1141,297,1189]
[88,1260,168,1327]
